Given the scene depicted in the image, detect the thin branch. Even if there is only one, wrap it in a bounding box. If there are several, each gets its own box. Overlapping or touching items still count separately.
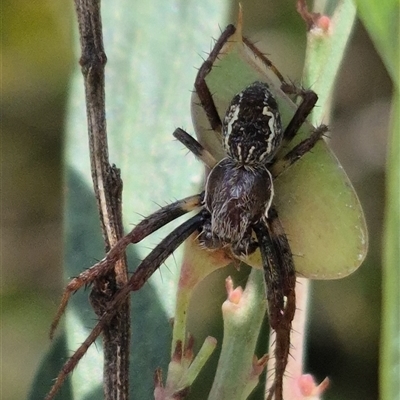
[73,0,130,398]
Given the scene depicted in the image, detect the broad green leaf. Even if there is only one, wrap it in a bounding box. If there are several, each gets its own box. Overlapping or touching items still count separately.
[191,20,368,280]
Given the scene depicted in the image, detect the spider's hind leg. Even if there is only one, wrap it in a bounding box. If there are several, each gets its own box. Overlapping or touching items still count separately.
[253,207,296,400]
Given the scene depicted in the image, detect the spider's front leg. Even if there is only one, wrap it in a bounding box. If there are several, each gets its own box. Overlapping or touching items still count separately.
[268,81,329,179]
[194,24,236,133]
[279,83,319,144]
[253,208,296,400]
[173,128,217,169]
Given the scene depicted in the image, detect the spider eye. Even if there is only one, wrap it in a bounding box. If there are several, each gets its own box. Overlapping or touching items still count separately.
[223,81,283,165]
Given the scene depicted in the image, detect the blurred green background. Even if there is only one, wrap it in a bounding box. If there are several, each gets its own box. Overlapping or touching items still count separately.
[1,1,391,399]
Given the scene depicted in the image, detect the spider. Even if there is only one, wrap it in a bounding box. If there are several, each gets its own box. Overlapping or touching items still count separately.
[47,24,327,400]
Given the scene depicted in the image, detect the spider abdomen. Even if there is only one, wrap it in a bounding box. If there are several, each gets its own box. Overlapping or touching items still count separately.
[202,158,273,255]
[223,81,283,166]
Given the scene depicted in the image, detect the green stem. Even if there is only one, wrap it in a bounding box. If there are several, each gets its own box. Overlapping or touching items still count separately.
[380,90,400,400]
[208,269,267,400]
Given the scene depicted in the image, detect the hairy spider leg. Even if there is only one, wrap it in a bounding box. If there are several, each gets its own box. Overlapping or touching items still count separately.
[194,24,236,134]
[50,194,203,338]
[127,213,205,291]
[242,36,286,83]
[266,207,296,400]
[271,123,328,178]
[253,210,296,400]
[280,86,318,144]
[173,128,217,169]
[129,193,203,242]
[46,213,204,400]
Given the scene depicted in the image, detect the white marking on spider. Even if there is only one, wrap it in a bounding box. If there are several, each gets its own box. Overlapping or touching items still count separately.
[259,152,267,162]
[263,109,276,140]
[262,106,269,115]
[237,144,242,162]
[263,170,274,216]
[224,94,243,150]
[245,145,256,163]
[258,108,278,162]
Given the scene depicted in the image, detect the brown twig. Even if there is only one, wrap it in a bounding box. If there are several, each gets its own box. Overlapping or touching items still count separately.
[73,0,130,398]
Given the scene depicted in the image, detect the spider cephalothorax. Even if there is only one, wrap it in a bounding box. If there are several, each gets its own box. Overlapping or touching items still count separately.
[223,81,283,166]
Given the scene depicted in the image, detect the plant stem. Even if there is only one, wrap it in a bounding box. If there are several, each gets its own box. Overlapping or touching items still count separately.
[74,1,130,398]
